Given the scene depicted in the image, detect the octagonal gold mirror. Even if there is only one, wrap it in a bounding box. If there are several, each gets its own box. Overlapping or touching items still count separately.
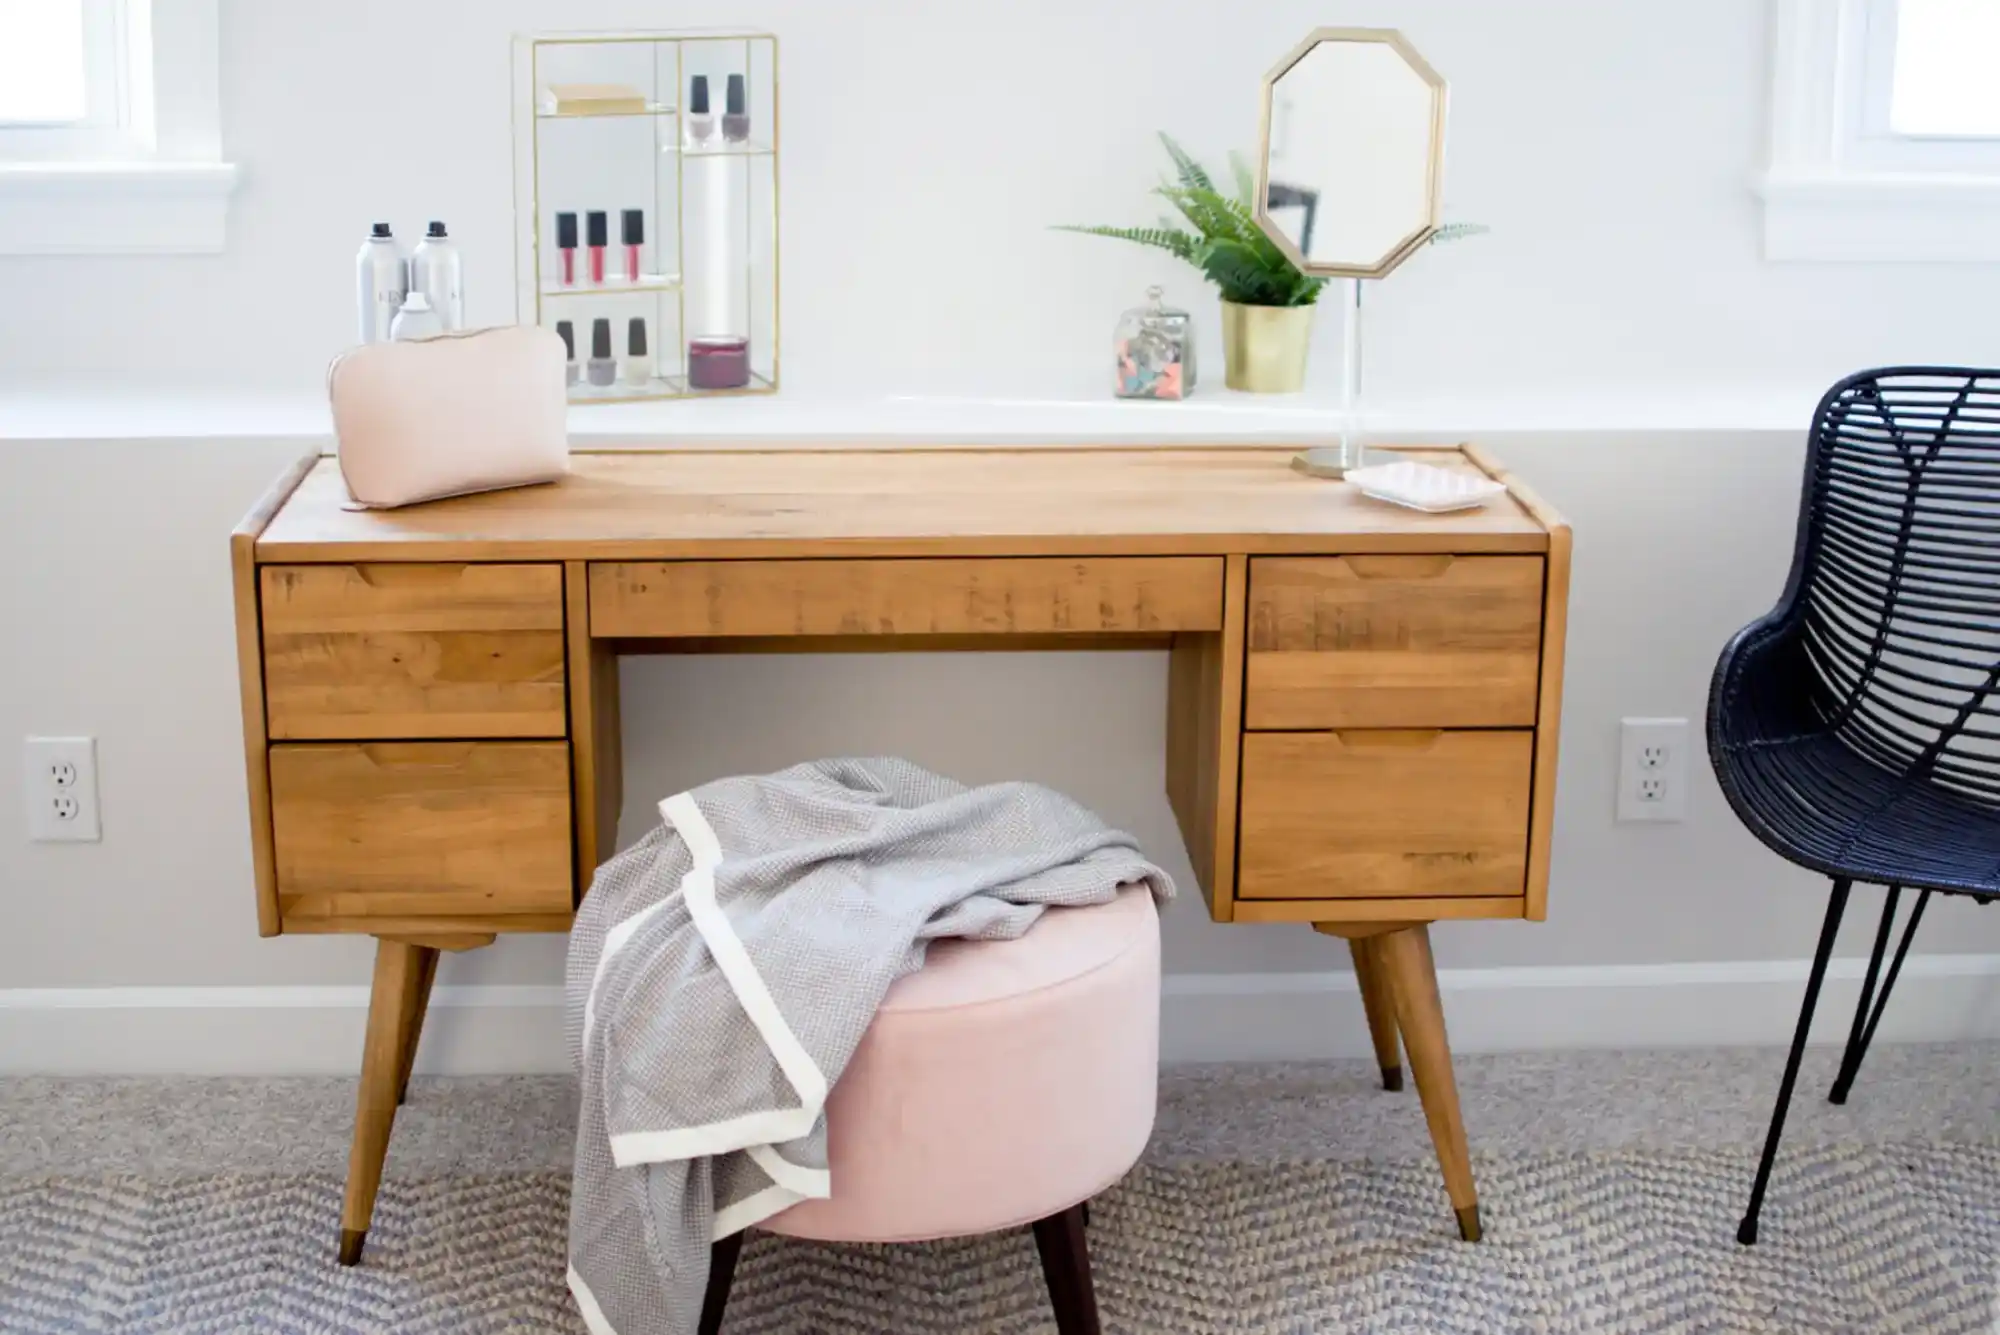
[1255,28,1446,279]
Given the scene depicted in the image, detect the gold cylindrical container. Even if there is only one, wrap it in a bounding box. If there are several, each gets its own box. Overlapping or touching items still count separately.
[1220,300,1313,393]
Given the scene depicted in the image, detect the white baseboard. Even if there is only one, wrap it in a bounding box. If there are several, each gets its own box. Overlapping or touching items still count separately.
[4,957,1999,1075]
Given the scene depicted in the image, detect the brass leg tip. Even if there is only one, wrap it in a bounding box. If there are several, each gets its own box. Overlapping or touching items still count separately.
[337,1229,366,1266]
[1455,1205,1482,1243]
[1381,1064,1404,1093]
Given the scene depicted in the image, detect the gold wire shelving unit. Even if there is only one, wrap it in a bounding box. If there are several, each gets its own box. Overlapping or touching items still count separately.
[512,29,779,402]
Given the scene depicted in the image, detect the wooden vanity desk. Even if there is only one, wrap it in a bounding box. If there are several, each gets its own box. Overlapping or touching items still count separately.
[231,443,1570,1263]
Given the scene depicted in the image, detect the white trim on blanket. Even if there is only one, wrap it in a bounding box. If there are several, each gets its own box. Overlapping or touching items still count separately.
[660,792,831,1120]
[748,1142,833,1200]
[593,792,837,1172]
[712,1182,808,1241]
[609,1106,818,1169]
[582,893,677,1049]
[567,1266,619,1335]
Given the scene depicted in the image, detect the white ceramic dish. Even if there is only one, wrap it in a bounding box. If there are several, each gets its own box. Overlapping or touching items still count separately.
[1343,460,1506,514]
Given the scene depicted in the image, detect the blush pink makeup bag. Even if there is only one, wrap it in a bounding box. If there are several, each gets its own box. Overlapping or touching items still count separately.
[329,325,569,509]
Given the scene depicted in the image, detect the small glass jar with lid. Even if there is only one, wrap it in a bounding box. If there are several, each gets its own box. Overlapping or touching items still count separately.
[1113,286,1197,400]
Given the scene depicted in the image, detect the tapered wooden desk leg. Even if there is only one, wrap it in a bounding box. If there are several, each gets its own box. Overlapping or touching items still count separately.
[1349,937,1404,1092]
[339,938,426,1266]
[396,947,440,1107]
[1376,924,1481,1242]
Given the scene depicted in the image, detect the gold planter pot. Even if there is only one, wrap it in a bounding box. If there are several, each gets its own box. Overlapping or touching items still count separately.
[1221,300,1314,393]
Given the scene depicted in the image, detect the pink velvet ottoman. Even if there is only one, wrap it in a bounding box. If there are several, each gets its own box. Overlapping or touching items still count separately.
[698,884,1162,1335]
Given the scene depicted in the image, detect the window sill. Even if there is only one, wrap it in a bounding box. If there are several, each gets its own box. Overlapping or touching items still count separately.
[0,160,239,256]
[1757,170,2000,262]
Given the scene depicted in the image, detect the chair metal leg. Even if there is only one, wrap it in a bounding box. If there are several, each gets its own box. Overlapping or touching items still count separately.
[698,1230,745,1335]
[1031,1203,1101,1335]
[1830,887,1930,1104]
[1740,877,1851,1246]
[1828,884,1898,1105]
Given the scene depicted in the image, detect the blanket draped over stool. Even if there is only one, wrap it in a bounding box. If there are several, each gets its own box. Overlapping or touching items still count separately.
[563,757,1174,1335]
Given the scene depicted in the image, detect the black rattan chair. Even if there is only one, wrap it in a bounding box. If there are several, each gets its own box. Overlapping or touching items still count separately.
[1709,367,2000,1245]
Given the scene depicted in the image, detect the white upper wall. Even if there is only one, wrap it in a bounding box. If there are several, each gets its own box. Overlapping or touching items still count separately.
[2,0,1998,404]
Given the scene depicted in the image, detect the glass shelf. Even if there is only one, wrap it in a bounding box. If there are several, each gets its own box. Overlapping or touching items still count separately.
[668,141,775,157]
[539,273,683,297]
[535,102,676,120]
[566,371,775,404]
[661,371,777,397]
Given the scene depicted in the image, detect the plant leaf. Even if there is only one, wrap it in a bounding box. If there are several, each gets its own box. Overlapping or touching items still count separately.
[1157,132,1214,193]
[1051,223,1200,262]
[1228,150,1258,210]
[1055,134,1326,308]
[1428,221,1491,245]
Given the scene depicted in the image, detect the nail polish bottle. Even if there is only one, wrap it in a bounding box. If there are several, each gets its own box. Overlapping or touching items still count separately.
[622,209,644,282]
[555,212,578,287]
[623,317,652,386]
[556,320,579,386]
[723,73,749,143]
[586,210,608,285]
[686,75,714,148]
[588,318,616,387]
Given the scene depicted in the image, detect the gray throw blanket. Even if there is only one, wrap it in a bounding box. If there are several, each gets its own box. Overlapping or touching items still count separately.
[563,757,1173,1335]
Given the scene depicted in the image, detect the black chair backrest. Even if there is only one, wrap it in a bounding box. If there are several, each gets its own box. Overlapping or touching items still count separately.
[1782,369,2000,805]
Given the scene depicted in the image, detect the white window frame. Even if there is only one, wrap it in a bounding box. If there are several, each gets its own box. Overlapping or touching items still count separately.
[1760,0,2000,261]
[0,0,237,255]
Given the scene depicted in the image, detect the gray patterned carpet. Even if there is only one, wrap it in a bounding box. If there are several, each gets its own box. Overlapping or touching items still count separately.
[4,1048,1999,1332]
[6,1146,2000,1333]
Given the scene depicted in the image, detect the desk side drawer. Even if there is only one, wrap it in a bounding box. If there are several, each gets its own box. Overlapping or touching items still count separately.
[1238,730,1532,900]
[1246,555,1543,730]
[262,564,567,739]
[270,741,573,922]
[589,558,1225,638]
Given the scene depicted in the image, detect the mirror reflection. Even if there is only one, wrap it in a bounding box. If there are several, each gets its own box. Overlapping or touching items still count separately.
[1258,30,1444,278]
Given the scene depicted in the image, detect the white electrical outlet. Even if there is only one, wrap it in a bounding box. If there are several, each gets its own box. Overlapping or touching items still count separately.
[1617,718,1689,823]
[23,737,101,842]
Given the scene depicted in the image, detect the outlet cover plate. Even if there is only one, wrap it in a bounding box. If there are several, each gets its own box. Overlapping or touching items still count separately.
[24,736,101,842]
[1618,717,1689,823]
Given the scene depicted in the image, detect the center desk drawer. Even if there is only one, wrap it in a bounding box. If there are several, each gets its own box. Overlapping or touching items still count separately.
[1238,731,1532,900]
[1246,555,1543,729]
[270,741,573,922]
[261,564,567,740]
[589,558,1225,637]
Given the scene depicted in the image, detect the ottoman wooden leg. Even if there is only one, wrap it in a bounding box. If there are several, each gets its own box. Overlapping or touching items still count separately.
[1376,924,1482,1243]
[699,1230,746,1335]
[1349,937,1405,1092]
[1032,1203,1101,1335]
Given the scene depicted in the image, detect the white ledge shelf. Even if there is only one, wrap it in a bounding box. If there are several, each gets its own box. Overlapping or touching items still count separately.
[0,381,1832,446]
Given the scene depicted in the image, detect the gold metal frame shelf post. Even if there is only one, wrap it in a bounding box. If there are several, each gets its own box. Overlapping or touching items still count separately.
[512,29,781,403]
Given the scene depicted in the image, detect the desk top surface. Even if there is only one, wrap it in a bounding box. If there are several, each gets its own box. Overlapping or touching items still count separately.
[251,445,1562,562]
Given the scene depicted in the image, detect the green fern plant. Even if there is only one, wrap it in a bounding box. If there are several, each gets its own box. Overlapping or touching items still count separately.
[1058,133,1488,307]
[1058,133,1325,309]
